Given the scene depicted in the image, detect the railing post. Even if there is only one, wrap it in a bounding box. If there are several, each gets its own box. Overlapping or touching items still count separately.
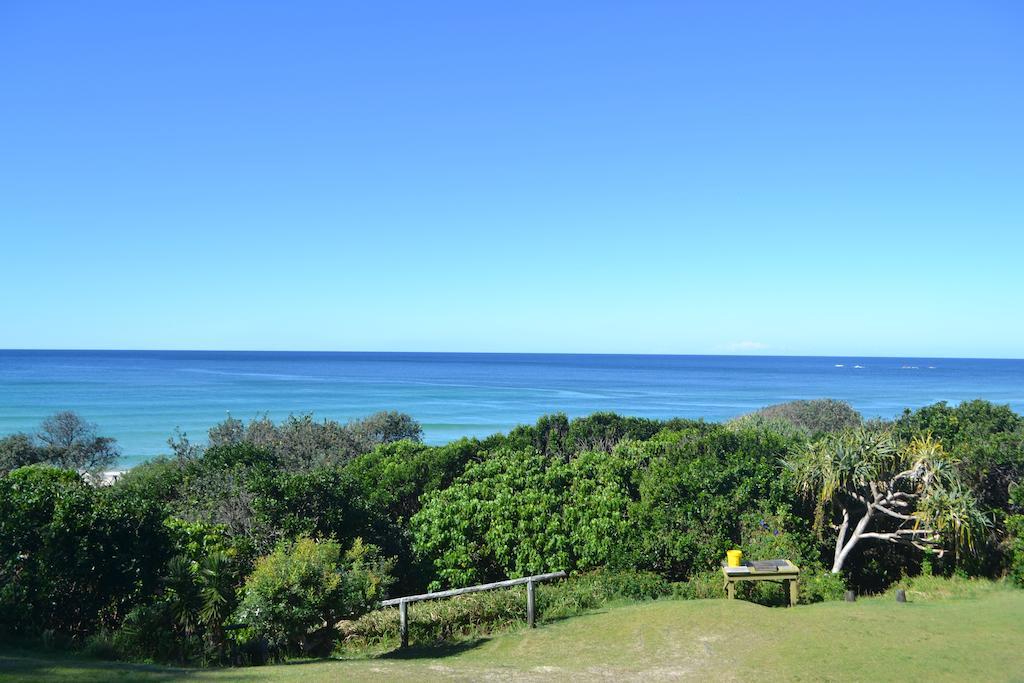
[399,599,408,648]
[526,579,536,628]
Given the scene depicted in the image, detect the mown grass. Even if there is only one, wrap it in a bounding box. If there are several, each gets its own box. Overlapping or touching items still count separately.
[2,579,1021,681]
[336,567,840,654]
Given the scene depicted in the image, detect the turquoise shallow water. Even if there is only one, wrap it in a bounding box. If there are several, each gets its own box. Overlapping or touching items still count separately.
[1,350,1022,468]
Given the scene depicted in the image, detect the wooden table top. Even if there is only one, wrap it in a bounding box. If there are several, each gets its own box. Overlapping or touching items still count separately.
[721,559,800,577]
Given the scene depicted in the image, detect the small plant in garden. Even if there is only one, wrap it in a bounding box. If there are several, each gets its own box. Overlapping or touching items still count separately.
[232,536,394,658]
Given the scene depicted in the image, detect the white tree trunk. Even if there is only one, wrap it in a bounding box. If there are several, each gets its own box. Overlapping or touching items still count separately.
[828,486,935,572]
[831,505,874,573]
[832,507,850,570]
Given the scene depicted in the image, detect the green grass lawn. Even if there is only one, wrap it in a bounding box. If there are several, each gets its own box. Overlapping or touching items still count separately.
[3,585,1023,681]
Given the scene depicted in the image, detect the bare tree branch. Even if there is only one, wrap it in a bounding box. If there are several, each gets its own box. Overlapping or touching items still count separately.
[874,505,918,522]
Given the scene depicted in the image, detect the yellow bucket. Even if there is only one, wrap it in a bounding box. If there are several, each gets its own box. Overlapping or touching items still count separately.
[726,549,743,567]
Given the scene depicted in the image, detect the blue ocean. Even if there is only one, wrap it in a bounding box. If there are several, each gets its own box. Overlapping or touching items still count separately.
[1,350,1023,468]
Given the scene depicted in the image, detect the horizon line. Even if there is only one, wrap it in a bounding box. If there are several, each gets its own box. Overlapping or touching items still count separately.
[1,348,1022,362]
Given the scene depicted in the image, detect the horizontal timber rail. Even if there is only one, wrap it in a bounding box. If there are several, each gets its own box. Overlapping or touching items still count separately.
[381,570,567,648]
[381,571,566,606]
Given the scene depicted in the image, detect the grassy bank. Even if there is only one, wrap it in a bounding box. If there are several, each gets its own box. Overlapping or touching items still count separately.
[2,579,1020,681]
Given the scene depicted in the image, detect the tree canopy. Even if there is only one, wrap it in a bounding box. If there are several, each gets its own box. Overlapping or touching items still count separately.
[0,411,119,475]
[786,430,988,572]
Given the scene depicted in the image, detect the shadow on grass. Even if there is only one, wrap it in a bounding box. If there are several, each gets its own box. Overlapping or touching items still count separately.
[0,649,201,680]
[2,650,365,682]
[539,608,611,626]
[375,638,489,660]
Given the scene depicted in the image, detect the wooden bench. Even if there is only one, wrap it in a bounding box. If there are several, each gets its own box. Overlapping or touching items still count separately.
[722,559,800,606]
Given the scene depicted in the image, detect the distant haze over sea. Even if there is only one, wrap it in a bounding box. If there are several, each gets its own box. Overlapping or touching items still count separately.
[2,350,1023,469]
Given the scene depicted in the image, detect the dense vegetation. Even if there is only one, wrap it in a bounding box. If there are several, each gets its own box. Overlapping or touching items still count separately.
[1,399,1022,665]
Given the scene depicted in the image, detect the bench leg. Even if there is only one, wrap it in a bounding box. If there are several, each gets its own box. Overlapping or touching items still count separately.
[788,579,798,607]
[726,581,735,599]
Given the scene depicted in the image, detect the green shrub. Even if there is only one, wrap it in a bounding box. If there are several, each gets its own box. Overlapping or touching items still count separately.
[202,412,422,470]
[729,399,862,437]
[893,400,1024,578]
[737,510,817,567]
[888,573,1015,601]
[0,412,120,476]
[411,445,654,588]
[81,632,121,661]
[797,570,846,603]
[413,424,801,589]
[629,425,799,580]
[671,571,723,600]
[342,438,485,593]
[1007,515,1024,587]
[110,457,184,505]
[411,447,573,588]
[734,508,840,604]
[570,568,672,601]
[725,415,810,441]
[114,601,198,663]
[233,537,394,658]
[340,589,525,651]
[110,549,239,665]
[0,466,172,639]
[248,465,370,562]
[502,412,684,459]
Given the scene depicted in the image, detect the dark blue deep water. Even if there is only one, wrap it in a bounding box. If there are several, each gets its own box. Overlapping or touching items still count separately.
[2,350,1022,468]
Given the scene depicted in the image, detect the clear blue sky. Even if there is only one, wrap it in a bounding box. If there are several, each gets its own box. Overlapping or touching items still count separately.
[1,2,1021,357]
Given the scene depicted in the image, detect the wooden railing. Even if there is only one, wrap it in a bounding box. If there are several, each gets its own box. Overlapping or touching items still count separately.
[381,570,567,648]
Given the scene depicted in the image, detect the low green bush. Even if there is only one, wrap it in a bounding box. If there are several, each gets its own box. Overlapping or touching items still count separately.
[671,571,723,600]
[232,537,394,658]
[566,568,672,602]
[1002,514,1024,587]
[113,600,201,664]
[737,510,816,567]
[81,632,121,661]
[111,549,238,666]
[728,399,863,437]
[797,570,846,603]
[340,589,524,651]
[887,573,1016,601]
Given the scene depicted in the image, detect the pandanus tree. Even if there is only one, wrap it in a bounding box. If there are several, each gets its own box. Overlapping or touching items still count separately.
[785,429,987,573]
[163,552,237,662]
